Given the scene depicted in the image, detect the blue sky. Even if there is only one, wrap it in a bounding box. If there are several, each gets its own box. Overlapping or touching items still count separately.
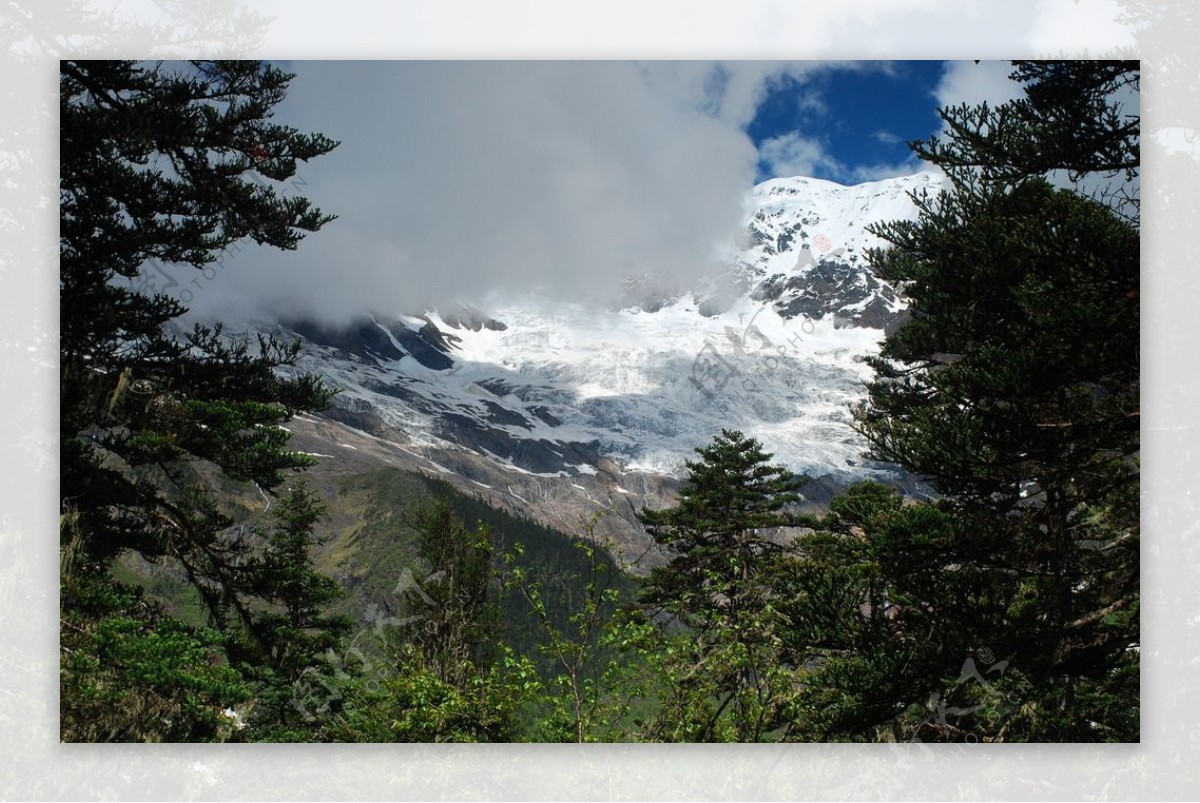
[746,61,948,184]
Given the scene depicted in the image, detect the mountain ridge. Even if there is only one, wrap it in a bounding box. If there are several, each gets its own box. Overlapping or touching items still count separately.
[244,171,944,564]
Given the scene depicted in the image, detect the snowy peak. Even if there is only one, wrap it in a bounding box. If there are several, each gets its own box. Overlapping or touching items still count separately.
[734,171,943,330]
[747,170,943,262]
[267,172,941,559]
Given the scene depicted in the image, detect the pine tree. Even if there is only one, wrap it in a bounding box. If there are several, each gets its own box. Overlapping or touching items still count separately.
[60,512,252,742]
[235,482,353,741]
[60,60,341,740]
[824,60,1140,742]
[637,429,807,741]
[333,500,536,743]
[397,498,500,684]
[781,483,1018,742]
[917,61,1138,218]
[640,430,803,625]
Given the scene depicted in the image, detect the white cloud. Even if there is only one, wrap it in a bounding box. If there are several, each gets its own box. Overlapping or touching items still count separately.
[935,60,1025,113]
[906,59,1029,176]
[758,130,925,186]
[636,61,854,128]
[749,61,928,185]
[191,60,940,322]
[192,61,768,323]
[179,60,1051,323]
[758,132,842,180]
[845,159,928,183]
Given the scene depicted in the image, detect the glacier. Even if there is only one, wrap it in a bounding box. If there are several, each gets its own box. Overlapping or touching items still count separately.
[285,171,944,480]
[248,171,946,561]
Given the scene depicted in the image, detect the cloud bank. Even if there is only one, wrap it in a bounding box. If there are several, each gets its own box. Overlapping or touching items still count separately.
[193,61,776,323]
[185,60,1025,324]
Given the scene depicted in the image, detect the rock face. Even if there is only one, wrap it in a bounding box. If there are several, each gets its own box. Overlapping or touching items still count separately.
[289,316,457,371]
[258,172,944,565]
[750,261,903,330]
[731,171,944,330]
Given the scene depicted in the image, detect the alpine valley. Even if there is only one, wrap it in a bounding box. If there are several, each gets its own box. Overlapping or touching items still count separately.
[237,171,946,567]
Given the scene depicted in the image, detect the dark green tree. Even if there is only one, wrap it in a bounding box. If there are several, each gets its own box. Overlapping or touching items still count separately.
[332,500,536,743]
[60,60,341,740]
[639,430,804,626]
[637,429,807,741]
[781,482,1023,742]
[396,498,500,684]
[823,60,1140,742]
[235,482,353,741]
[60,511,252,742]
[926,62,1137,170]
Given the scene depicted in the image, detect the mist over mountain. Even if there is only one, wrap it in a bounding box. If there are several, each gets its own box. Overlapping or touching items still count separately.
[229,171,944,562]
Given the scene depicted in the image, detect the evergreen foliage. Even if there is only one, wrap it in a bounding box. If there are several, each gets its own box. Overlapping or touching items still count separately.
[328,498,538,742]
[639,429,804,629]
[393,497,501,685]
[234,483,353,741]
[60,60,342,741]
[637,429,809,741]
[806,60,1141,742]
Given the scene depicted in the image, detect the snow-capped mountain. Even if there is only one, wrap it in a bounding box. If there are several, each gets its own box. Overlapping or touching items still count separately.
[737,172,942,329]
[271,171,944,563]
